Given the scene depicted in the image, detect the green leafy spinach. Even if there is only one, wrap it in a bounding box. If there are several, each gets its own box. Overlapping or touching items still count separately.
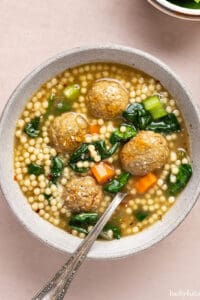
[104,172,131,193]
[28,163,44,176]
[50,156,64,184]
[167,163,192,195]
[24,117,40,138]
[110,124,137,144]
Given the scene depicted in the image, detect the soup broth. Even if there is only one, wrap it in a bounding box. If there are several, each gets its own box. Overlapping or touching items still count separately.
[14,63,192,240]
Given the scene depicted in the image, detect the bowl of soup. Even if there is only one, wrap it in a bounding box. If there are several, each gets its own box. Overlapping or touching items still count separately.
[147,0,200,20]
[0,45,200,259]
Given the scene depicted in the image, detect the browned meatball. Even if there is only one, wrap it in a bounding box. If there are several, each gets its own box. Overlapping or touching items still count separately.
[86,79,129,119]
[49,112,89,154]
[120,131,169,176]
[63,176,103,213]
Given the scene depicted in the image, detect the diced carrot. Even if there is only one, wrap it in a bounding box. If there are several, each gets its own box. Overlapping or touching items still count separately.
[91,162,115,184]
[89,124,100,134]
[135,173,157,194]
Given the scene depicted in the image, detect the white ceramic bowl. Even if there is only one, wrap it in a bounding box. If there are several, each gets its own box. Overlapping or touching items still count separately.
[0,45,200,259]
[148,0,200,20]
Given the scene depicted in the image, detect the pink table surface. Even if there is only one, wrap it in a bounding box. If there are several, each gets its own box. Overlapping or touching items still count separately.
[0,1,200,299]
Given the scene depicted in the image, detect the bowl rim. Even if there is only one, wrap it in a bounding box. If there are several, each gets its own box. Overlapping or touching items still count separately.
[152,0,200,15]
[1,44,200,260]
[147,0,200,21]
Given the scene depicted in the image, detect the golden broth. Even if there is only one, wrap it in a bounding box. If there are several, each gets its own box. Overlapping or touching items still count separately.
[14,63,191,240]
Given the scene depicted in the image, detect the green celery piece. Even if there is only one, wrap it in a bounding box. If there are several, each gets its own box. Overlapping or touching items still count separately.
[150,106,167,120]
[143,95,167,120]
[143,95,160,111]
[63,84,80,101]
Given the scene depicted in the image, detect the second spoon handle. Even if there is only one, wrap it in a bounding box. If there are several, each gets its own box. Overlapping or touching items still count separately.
[32,192,126,300]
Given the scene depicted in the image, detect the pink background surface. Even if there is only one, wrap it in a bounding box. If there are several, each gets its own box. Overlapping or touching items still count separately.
[0,1,200,299]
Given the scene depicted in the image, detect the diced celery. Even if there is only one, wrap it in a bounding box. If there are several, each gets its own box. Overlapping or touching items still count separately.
[63,84,80,101]
[150,106,167,120]
[143,95,160,110]
[143,95,167,120]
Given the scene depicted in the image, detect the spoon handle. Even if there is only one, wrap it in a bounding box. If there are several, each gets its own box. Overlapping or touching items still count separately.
[32,192,126,300]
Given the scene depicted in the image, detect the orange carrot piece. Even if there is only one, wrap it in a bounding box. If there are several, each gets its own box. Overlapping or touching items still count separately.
[135,173,157,194]
[89,124,100,134]
[91,162,115,184]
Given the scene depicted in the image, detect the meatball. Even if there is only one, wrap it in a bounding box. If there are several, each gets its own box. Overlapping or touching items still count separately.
[120,131,169,176]
[63,176,103,213]
[86,79,129,119]
[49,112,89,154]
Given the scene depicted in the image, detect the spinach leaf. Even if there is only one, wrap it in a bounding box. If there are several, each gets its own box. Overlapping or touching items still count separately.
[69,212,99,227]
[167,163,192,195]
[45,94,55,117]
[68,162,88,173]
[69,212,99,233]
[110,124,137,144]
[100,223,121,240]
[45,94,71,117]
[177,148,187,160]
[123,103,180,134]
[24,117,40,138]
[104,172,131,193]
[69,213,121,240]
[93,140,120,160]
[54,98,71,115]
[68,143,91,173]
[69,144,90,163]
[69,162,89,173]
[50,156,64,184]
[28,163,44,176]
[68,141,120,173]
[123,103,152,130]
[146,113,181,133]
[134,210,149,222]
[70,226,88,235]
[44,193,52,205]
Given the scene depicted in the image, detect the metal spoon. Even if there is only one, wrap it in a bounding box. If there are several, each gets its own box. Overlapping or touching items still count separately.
[32,192,127,300]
